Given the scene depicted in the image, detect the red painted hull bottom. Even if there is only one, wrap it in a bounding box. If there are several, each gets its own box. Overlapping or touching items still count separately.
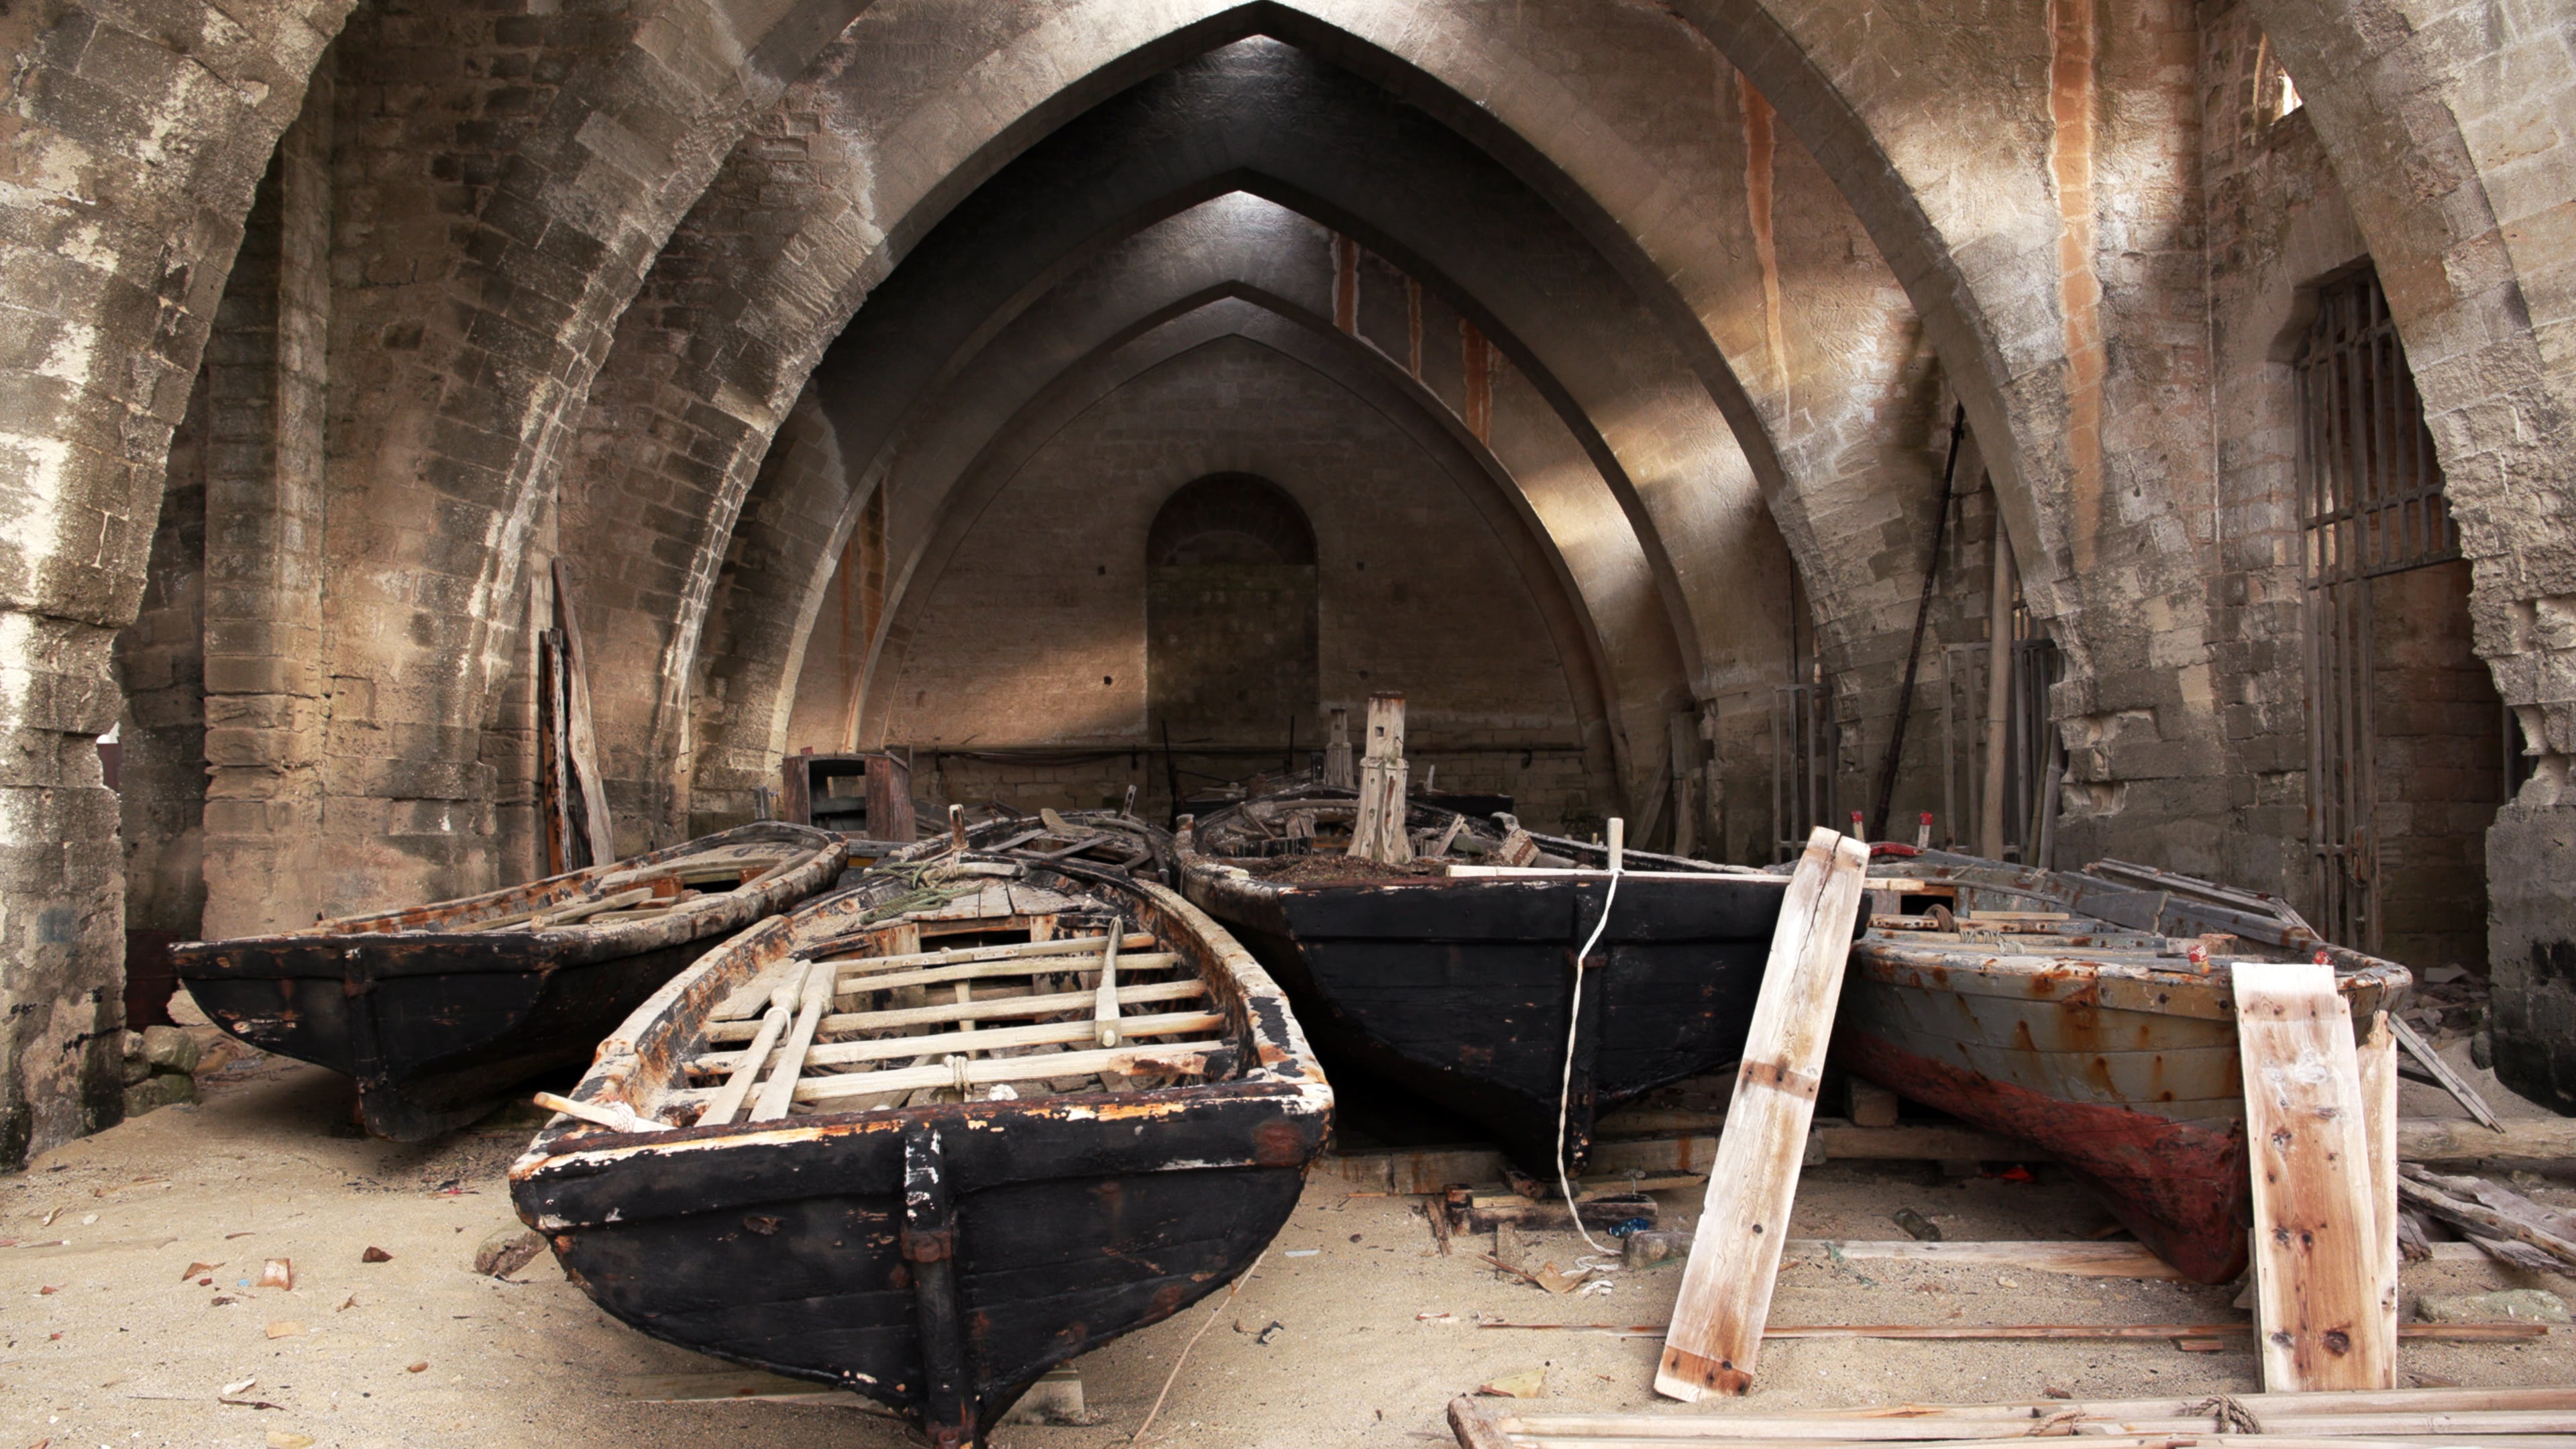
[1834,1032,2250,1284]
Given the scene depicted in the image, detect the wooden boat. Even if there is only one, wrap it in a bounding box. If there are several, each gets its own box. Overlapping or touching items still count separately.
[1833,849,2412,1283]
[508,845,1331,1448]
[1177,784,1790,1177]
[894,803,1173,880]
[174,822,845,1139]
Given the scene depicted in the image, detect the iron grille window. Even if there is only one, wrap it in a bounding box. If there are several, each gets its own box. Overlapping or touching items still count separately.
[2297,274,2458,584]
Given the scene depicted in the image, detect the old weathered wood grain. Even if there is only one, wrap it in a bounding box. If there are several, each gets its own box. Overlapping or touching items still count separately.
[1655,826,1870,1400]
[2233,959,2396,1391]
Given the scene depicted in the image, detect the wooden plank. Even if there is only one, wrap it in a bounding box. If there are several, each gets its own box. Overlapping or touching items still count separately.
[698,969,806,1127]
[812,931,1154,973]
[1473,1423,2576,1444]
[1656,826,1870,1401]
[1444,863,1786,883]
[1093,927,1124,1047]
[1474,1407,2576,1442]
[2235,959,2396,1392]
[2359,1008,2401,1362]
[748,959,835,1122]
[2387,1012,2504,1132]
[1496,1321,2547,1344]
[536,627,572,874]
[526,886,653,928]
[2397,1165,2576,1271]
[826,952,1177,998]
[694,1009,1226,1076]
[682,1038,1234,1108]
[865,753,914,843]
[702,977,1210,1041]
[1349,692,1412,865]
[551,558,616,865]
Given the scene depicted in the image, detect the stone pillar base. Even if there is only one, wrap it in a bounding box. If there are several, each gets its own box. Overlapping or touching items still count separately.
[2488,798,2576,1116]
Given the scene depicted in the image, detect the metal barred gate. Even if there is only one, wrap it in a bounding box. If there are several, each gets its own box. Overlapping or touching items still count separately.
[2296,270,2459,953]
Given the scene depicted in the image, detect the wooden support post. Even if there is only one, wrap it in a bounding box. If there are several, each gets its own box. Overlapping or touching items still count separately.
[865,753,916,841]
[1978,533,2015,860]
[2234,960,2396,1392]
[1348,692,1412,865]
[1668,713,1699,858]
[551,559,616,867]
[1324,707,1353,788]
[1656,826,1870,1401]
[536,628,574,874]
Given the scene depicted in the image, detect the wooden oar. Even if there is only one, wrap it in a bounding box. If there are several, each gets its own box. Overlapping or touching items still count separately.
[698,967,808,1128]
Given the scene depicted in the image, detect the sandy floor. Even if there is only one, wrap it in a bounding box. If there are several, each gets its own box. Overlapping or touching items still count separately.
[3,1048,2570,1449]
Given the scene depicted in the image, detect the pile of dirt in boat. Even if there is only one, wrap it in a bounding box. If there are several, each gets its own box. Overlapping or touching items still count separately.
[1241,853,1446,885]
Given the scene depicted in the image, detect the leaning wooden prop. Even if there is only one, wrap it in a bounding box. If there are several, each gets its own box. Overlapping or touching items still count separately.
[509,843,1332,1449]
[1656,826,1871,1400]
[174,822,845,1139]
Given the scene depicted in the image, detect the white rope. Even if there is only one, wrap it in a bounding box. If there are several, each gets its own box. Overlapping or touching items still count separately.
[1553,830,1625,1256]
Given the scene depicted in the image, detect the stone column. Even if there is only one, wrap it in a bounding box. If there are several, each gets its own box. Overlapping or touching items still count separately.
[200,72,335,938]
[0,618,127,1168]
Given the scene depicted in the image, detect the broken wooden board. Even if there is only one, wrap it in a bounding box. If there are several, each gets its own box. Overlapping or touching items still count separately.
[2234,959,2397,1392]
[1656,826,1870,1401]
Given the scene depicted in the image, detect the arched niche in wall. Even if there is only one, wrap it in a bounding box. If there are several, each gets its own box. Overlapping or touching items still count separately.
[1146,473,1321,753]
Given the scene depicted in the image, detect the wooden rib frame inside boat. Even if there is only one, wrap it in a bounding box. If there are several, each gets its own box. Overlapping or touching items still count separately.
[508,853,1331,1449]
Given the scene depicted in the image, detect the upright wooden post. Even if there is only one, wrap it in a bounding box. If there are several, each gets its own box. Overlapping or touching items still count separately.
[1348,693,1412,865]
[1668,713,1699,857]
[2234,960,2397,1392]
[1656,826,1870,1399]
[865,753,916,841]
[551,559,616,866]
[1324,706,1354,788]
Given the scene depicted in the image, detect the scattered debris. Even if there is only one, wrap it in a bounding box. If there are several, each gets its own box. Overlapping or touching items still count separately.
[2415,1289,2569,1324]
[257,1258,294,1291]
[182,1260,223,1280]
[361,1246,393,1263]
[1254,1320,1286,1345]
[218,1377,282,1409]
[473,1228,545,1280]
[267,1433,315,1449]
[1892,1208,1941,1242]
[265,1322,303,1339]
[1476,1368,1545,1399]
[407,1362,428,1374]
[337,1293,358,1312]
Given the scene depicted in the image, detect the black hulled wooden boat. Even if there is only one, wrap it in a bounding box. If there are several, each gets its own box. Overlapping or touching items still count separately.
[174,822,844,1139]
[508,845,1330,1448]
[1177,785,1789,1177]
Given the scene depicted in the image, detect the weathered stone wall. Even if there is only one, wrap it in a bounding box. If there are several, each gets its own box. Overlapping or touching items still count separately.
[14,0,2576,1161]
[824,336,1597,830]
